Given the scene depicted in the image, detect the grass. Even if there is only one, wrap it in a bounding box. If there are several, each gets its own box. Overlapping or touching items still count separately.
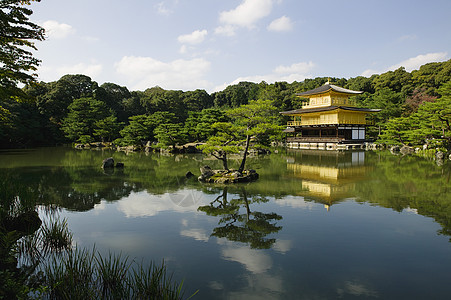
[42,247,190,299]
[40,216,73,253]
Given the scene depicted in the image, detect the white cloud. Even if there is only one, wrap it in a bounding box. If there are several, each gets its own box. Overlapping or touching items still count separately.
[267,16,293,32]
[214,25,236,37]
[60,63,102,77]
[179,45,188,54]
[218,0,274,32]
[38,61,103,81]
[115,56,212,91]
[178,29,208,45]
[274,61,315,74]
[213,61,315,92]
[389,52,448,72]
[40,20,75,39]
[156,2,171,15]
[155,0,179,15]
[361,52,448,77]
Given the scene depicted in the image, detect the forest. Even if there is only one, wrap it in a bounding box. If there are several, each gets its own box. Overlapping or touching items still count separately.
[1,59,451,151]
[1,1,451,151]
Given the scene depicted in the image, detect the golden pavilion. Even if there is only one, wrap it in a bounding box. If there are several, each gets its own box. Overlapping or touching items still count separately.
[280,82,380,149]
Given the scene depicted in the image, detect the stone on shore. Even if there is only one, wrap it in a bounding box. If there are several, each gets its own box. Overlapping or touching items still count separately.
[102,157,115,168]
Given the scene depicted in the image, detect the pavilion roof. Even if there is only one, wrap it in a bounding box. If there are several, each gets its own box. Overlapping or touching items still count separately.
[296,84,363,97]
[280,106,381,115]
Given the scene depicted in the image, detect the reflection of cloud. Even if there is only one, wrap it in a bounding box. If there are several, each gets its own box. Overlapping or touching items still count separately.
[209,281,224,290]
[180,217,210,241]
[166,188,205,208]
[220,240,272,274]
[180,228,209,242]
[93,201,107,215]
[403,207,418,214]
[117,190,207,218]
[228,273,284,299]
[337,281,378,298]
[275,195,317,209]
[272,239,292,254]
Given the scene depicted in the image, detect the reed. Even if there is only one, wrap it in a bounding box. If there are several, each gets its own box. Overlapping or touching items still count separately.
[42,248,189,299]
[96,251,131,299]
[40,216,73,253]
[130,260,190,299]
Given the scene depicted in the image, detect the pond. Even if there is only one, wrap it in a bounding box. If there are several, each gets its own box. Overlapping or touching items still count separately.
[1,147,451,299]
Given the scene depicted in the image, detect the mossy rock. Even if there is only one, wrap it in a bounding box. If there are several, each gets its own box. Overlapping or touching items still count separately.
[199,169,259,184]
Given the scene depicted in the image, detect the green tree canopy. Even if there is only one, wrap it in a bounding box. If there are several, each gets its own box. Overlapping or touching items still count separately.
[61,97,111,143]
[0,0,44,135]
[0,0,44,93]
[227,99,282,173]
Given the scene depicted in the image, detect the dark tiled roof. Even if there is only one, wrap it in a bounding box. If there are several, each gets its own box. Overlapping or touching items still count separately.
[280,106,381,115]
[296,84,362,96]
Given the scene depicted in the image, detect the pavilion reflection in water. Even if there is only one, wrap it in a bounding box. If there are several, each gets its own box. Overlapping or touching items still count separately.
[286,149,369,210]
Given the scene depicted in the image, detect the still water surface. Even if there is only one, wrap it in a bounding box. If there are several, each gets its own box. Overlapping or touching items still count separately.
[1,147,451,299]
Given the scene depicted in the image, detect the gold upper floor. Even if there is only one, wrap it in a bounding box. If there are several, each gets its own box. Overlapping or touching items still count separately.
[300,91,356,109]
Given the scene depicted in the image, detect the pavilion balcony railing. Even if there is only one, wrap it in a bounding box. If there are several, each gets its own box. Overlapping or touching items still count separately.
[287,120,375,126]
[287,136,345,143]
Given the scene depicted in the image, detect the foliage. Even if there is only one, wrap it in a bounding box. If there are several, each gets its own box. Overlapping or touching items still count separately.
[154,122,187,148]
[0,0,44,146]
[197,122,242,170]
[227,99,282,172]
[61,97,112,143]
[184,108,229,142]
[2,57,451,148]
[378,80,451,149]
[0,0,44,94]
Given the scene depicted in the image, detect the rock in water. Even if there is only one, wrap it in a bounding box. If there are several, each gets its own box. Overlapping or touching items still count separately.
[102,157,115,168]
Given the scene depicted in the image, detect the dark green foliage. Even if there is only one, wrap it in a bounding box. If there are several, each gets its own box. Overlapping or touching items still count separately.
[0,0,44,93]
[96,82,132,122]
[212,81,260,107]
[154,122,187,148]
[61,97,112,143]
[378,81,451,149]
[184,108,228,142]
[2,52,451,148]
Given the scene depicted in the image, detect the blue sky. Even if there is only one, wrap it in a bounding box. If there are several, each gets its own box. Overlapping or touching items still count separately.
[31,0,450,92]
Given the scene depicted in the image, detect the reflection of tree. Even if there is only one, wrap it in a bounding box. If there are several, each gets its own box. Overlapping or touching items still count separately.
[198,188,282,249]
[355,152,451,240]
[0,173,43,298]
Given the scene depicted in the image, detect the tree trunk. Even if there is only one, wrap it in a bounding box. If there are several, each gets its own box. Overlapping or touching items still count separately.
[222,152,229,171]
[238,134,251,174]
